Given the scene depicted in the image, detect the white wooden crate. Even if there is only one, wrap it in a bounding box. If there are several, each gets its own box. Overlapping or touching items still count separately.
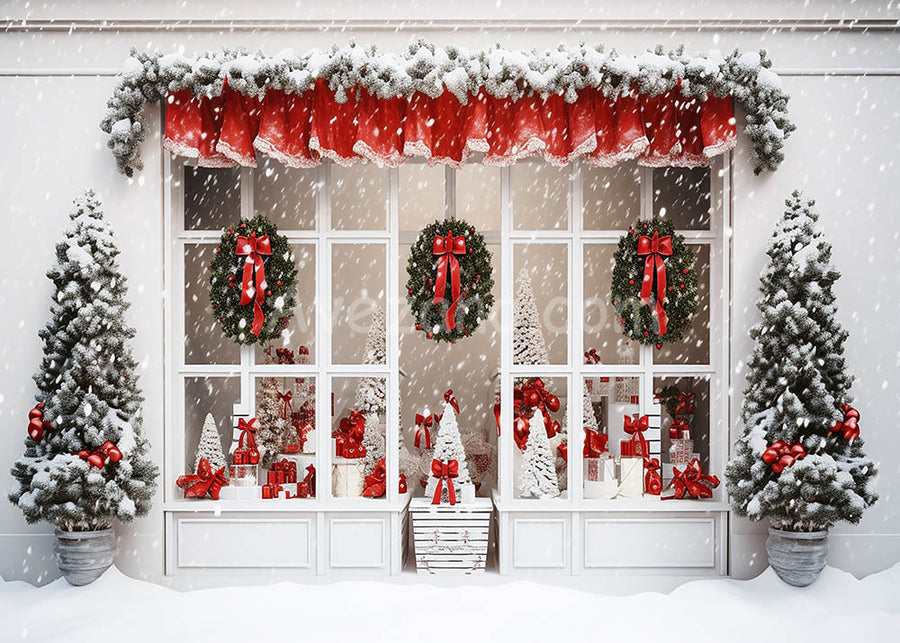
[409,497,493,575]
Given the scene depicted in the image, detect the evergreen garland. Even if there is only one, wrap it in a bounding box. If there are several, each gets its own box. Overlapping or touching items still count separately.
[610,218,698,346]
[102,42,793,177]
[209,215,298,345]
[405,218,494,343]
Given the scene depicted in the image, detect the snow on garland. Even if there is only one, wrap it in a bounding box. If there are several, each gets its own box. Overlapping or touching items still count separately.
[405,219,494,343]
[610,218,698,347]
[101,41,793,177]
[209,215,298,345]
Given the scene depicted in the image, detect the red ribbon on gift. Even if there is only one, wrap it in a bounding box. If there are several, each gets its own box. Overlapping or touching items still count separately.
[278,390,293,419]
[762,440,807,473]
[636,231,673,336]
[831,403,860,441]
[558,442,568,462]
[414,413,436,448]
[432,231,467,332]
[583,428,609,458]
[236,231,272,336]
[303,464,316,497]
[443,389,460,415]
[177,457,229,500]
[669,417,691,440]
[234,417,260,464]
[644,457,662,495]
[675,392,695,416]
[623,415,650,457]
[431,458,459,505]
[334,411,367,458]
[363,458,388,498]
[662,458,720,500]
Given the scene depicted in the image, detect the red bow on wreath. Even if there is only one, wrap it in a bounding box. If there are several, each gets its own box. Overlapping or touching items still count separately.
[763,440,807,473]
[177,457,229,500]
[831,403,860,441]
[432,231,467,332]
[443,389,460,415]
[623,415,650,457]
[637,231,673,336]
[334,411,367,458]
[431,459,459,505]
[236,231,272,336]
[414,413,438,449]
[662,458,720,500]
[675,392,695,416]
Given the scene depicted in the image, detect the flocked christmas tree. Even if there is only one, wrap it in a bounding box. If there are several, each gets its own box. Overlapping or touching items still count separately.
[513,268,549,366]
[357,307,388,475]
[195,413,227,472]
[8,190,158,531]
[518,408,560,499]
[725,192,877,532]
[255,348,294,466]
[425,398,472,502]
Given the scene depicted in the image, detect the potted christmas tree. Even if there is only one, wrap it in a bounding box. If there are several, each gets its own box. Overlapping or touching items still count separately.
[8,191,158,586]
[725,192,877,587]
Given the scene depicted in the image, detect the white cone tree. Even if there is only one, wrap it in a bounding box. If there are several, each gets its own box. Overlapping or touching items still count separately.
[425,400,472,502]
[355,307,388,475]
[195,413,227,472]
[518,408,560,499]
[8,191,158,531]
[725,192,877,531]
[513,268,549,366]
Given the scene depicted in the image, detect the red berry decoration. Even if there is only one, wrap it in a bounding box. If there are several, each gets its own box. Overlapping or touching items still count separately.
[28,418,44,441]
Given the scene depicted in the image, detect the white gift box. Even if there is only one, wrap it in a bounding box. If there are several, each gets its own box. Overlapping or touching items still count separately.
[217,485,260,501]
[332,457,365,498]
[228,464,258,487]
[301,429,316,454]
[617,456,644,498]
[584,456,618,499]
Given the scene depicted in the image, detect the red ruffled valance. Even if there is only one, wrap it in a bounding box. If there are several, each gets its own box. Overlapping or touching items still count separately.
[164,80,736,169]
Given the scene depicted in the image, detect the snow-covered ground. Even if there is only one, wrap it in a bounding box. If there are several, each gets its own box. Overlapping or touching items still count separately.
[1,565,898,642]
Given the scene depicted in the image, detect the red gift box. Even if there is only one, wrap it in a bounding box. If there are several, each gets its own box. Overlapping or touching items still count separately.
[233,417,260,465]
[333,411,367,459]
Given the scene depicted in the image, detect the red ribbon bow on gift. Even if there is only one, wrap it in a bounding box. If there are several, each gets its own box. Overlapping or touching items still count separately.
[831,403,860,441]
[644,457,662,495]
[763,440,807,473]
[236,231,272,336]
[432,231,467,332]
[663,458,720,500]
[623,415,650,457]
[414,413,437,449]
[277,390,293,419]
[583,429,609,458]
[637,231,673,336]
[431,459,459,505]
[363,458,388,498]
[177,457,229,500]
[237,418,259,451]
[584,349,601,364]
[443,389,460,415]
[669,417,691,440]
[675,392,695,416]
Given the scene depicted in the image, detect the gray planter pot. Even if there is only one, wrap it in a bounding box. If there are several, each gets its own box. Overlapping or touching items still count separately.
[53,528,116,586]
[766,526,829,587]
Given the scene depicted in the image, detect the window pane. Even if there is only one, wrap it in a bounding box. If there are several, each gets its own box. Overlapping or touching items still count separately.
[511,375,568,500]
[583,243,639,365]
[254,243,316,364]
[457,164,500,230]
[512,162,568,231]
[332,376,387,500]
[653,167,711,230]
[253,158,317,230]
[184,166,241,231]
[184,243,240,365]
[514,243,568,365]
[184,376,241,473]
[654,244,710,365]
[331,164,388,231]
[331,244,387,364]
[399,164,444,231]
[653,375,712,482]
[582,164,640,230]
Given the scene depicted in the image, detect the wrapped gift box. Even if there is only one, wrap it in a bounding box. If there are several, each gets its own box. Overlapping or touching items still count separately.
[332,457,365,498]
[584,456,618,499]
[617,456,644,498]
[218,484,260,501]
[228,464,258,487]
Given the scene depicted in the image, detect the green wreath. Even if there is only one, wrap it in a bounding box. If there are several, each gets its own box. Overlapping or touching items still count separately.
[610,218,698,347]
[405,218,494,342]
[210,215,298,345]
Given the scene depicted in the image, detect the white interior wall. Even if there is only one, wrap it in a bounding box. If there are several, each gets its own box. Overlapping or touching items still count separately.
[1,1,898,585]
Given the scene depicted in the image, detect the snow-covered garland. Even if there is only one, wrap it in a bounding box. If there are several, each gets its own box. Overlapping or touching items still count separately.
[101,41,793,177]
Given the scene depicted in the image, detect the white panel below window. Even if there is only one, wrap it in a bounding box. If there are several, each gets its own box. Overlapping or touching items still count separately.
[328,517,388,569]
[583,517,716,568]
[512,517,569,569]
[177,518,313,568]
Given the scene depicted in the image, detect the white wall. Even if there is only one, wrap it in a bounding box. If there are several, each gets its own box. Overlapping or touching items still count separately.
[1,1,898,584]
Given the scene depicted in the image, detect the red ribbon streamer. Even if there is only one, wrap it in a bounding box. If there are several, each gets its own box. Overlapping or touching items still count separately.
[444,389,460,415]
[431,458,459,505]
[414,413,436,449]
[277,390,293,419]
[432,231,467,332]
[831,403,860,441]
[636,231,673,336]
[662,458,720,500]
[236,231,272,336]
